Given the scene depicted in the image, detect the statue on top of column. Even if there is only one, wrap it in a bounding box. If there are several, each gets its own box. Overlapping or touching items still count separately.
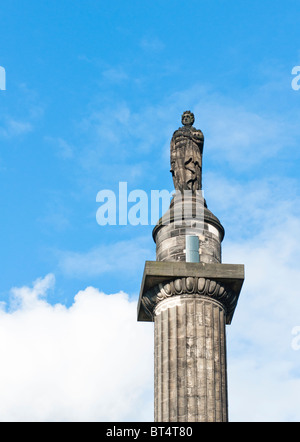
[170,111,204,192]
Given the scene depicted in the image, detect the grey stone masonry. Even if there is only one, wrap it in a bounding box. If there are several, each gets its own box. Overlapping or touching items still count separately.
[138,261,244,423]
[154,295,227,422]
[137,261,244,422]
[152,193,224,264]
[137,261,244,325]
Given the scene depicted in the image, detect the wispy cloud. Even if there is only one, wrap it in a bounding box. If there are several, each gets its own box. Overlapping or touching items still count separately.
[140,37,165,52]
[0,117,33,138]
[44,136,74,159]
[204,173,300,239]
[37,194,72,233]
[56,236,154,279]
[0,83,44,139]
[77,80,300,176]
[102,67,129,83]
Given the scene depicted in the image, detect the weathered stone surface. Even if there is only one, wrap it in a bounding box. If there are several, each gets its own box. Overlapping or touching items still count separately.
[137,261,244,324]
[154,295,228,422]
[152,192,224,264]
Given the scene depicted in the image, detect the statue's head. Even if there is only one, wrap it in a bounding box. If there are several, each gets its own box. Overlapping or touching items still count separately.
[181,111,195,127]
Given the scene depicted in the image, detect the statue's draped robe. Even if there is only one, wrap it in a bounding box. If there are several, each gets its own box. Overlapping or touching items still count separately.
[170,126,204,192]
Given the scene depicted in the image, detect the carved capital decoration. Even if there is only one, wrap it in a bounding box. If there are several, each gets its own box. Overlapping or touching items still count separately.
[141,277,238,321]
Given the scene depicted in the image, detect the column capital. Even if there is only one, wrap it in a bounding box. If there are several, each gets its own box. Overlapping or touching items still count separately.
[137,261,244,324]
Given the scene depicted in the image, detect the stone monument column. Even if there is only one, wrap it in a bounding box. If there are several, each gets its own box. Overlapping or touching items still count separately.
[154,294,227,422]
[137,111,244,422]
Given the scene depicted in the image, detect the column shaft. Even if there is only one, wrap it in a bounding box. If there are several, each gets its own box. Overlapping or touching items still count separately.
[154,295,228,422]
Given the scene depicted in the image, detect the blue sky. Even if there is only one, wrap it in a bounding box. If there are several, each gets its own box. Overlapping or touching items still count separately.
[0,0,300,421]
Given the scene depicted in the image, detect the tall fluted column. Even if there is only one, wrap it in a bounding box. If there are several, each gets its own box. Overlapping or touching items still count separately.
[154,295,227,422]
[138,262,244,422]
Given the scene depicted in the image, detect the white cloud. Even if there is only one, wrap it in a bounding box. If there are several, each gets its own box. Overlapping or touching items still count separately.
[228,357,300,422]
[221,186,300,421]
[0,275,154,422]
